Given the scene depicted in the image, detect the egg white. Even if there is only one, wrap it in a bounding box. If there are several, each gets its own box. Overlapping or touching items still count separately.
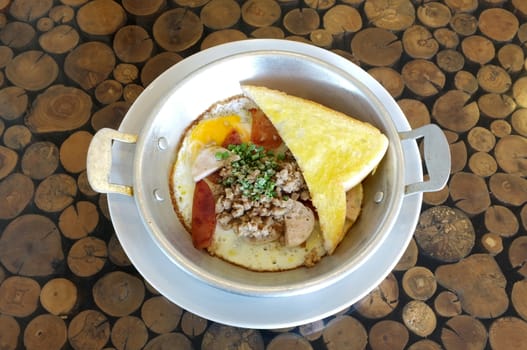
[170,95,329,271]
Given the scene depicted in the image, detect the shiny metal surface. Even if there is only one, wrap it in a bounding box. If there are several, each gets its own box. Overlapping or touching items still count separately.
[87,39,449,298]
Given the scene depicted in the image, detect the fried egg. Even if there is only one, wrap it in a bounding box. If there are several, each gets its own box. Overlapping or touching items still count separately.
[169,95,329,271]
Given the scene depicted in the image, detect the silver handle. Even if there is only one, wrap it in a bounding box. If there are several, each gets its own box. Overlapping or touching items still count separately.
[86,128,138,196]
[400,124,450,195]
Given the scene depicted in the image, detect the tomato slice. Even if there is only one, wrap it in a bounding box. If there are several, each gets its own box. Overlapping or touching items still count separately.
[191,180,216,249]
[250,108,282,149]
[222,129,242,147]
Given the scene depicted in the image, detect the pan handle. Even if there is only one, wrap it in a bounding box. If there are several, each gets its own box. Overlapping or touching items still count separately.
[86,128,138,196]
[399,124,450,195]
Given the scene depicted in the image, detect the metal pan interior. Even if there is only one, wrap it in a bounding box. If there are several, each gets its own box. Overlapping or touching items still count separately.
[131,42,407,297]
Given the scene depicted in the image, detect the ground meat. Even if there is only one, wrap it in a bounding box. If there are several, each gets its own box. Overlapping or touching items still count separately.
[215,150,311,242]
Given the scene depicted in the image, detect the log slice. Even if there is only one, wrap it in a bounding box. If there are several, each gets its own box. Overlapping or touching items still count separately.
[39,25,79,54]
[40,278,78,316]
[241,0,281,28]
[23,314,67,350]
[67,236,107,277]
[283,8,319,35]
[21,141,59,180]
[369,320,409,350]
[450,12,477,36]
[489,173,527,206]
[67,310,110,350]
[0,173,33,219]
[93,271,145,317]
[441,315,487,350]
[434,290,462,317]
[354,273,399,318]
[435,254,508,318]
[509,236,527,277]
[322,316,367,350]
[351,27,402,67]
[141,296,183,334]
[6,51,58,91]
[414,205,475,262]
[113,25,153,63]
[140,52,183,87]
[0,276,40,317]
[76,0,126,36]
[432,90,479,132]
[201,323,264,350]
[489,317,527,350]
[416,2,451,29]
[0,214,63,276]
[402,59,445,97]
[478,8,519,42]
[402,25,438,59]
[0,86,28,120]
[153,8,203,52]
[9,0,53,21]
[111,316,148,350]
[0,314,19,350]
[35,173,77,212]
[0,146,17,180]
[364,0,415,31]
[461,35,495,65]
[322,4,362,35]
[200,0,241,30]
[64,42,116,90]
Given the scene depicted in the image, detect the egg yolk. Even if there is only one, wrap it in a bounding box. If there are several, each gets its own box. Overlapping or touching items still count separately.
[190,115,249,146]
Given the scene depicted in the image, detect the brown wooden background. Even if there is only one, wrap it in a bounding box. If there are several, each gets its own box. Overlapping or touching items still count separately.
[0,0,527,349]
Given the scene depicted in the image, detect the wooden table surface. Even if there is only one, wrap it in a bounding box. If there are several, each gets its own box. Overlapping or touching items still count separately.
[0,0,526,349]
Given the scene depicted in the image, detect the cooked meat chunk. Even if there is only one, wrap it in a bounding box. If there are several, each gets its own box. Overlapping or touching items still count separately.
[214,146,311,243]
